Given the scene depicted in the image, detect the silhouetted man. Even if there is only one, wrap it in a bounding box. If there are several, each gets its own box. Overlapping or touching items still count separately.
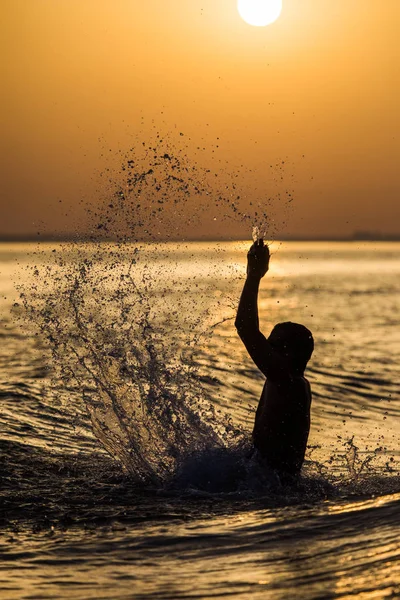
[235,240,314,480]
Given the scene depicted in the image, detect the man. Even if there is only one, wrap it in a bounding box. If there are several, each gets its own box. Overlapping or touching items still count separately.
[235,240,314,479]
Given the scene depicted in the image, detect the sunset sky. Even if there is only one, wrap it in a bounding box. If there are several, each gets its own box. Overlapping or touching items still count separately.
[2,0,400,239]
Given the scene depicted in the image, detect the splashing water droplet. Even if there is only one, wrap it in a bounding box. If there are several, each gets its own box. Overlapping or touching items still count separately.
[252,226,260,243]
[252,221,268,243]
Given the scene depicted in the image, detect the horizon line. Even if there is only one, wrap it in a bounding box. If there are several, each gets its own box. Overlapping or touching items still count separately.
[1,233,400,243]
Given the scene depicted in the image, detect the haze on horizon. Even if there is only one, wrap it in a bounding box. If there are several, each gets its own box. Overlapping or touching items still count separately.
[1,0,400,240]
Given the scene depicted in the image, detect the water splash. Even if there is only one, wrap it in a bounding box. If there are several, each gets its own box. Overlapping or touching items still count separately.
[84,133,287,243]
[19,242,247,483]
[252,222,268,243]
[17,131,296,483]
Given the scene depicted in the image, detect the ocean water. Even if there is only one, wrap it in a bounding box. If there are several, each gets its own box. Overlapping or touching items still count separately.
[0,240,399,599]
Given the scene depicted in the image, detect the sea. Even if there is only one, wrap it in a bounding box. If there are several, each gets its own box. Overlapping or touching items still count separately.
[0,240,399,600]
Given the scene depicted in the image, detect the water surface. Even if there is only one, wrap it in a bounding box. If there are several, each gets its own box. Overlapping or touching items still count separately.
[0,241,399,599]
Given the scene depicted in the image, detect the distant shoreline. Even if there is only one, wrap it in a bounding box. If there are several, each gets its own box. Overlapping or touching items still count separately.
[1,234,400,243]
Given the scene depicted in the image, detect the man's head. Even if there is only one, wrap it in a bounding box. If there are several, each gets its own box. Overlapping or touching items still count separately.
[269,322,314,375]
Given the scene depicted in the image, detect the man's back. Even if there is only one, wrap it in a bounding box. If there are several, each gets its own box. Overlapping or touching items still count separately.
[252,376,312,475]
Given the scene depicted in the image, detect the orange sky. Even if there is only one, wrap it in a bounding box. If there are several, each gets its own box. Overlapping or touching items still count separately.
[2,0,400,239]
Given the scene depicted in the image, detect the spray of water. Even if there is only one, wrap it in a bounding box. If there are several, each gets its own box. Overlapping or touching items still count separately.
[18,132,295,484]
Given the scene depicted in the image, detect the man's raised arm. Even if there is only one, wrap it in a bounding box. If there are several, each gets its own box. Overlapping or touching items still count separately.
[234,241,288,379]
[234,241,273,375]
[235,240,269,338]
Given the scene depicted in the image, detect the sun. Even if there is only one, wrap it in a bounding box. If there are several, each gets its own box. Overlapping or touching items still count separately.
[237,0,282,27]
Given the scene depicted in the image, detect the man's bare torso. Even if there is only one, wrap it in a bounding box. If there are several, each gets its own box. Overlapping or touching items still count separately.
[252,376,312,475]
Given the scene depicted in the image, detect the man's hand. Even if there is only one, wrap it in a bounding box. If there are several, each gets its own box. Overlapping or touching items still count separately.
[247,240,270,279]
